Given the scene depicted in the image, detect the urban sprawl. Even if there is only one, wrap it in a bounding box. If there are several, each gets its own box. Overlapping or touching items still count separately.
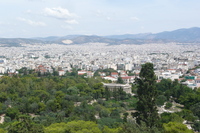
[0,42,200,89]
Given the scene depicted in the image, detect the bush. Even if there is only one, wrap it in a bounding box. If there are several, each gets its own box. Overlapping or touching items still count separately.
[156,95,167,106]
[193,121,200,132]
[4,116,11,123]
[165,102,172,109]
[6,107,19,120]
[99,109,110,118]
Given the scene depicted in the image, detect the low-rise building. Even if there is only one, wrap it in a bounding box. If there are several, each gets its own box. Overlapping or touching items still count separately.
[58,70,65,76]
[103,83,132,94]
[121,76,135,84]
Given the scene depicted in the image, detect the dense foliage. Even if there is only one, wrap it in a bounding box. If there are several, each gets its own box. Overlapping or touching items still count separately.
[0,64,199,132]
[133,63,160,128]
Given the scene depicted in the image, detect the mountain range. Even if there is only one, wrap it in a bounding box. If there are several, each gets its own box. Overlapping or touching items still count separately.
[1,27,200,46]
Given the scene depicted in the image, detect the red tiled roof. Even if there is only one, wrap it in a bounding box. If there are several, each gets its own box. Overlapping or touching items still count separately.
[121,77,131,79]
[111,72,118,75]
[121,76,134,79]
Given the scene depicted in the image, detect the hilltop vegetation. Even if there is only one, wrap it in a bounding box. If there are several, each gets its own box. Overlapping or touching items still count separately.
[0,63,199,132]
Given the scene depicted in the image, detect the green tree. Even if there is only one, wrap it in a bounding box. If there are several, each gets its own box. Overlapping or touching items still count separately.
[105,86,111,101]
[133,63,159,127]
[93,83,104,99]
[192,121,200,132]
[121,120,161,133]
[61,100,74,117]
[99,109,110,118]
[97,117,123,129]
[177,109,197,122]
[0,92,8,102]
[102,126,122,133]
[190,102,200,118]
[110,109,120,119]
[156,95,167,106]
[170,113,184,123]
[0,128,7,133]
[74,101,96,121]
[117,77,124,84]
[123,112,129,123]
[44,120,101,133]
[163,122,193,133]
[179,93,200,109]
[8,115,44,133]
[6,107,19,120]
[165,102,173,109]
[66,86,79,95]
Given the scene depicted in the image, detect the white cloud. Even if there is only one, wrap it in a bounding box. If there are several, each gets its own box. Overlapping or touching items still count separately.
[43,7,79,25]
[65,19,79,24]
[130,17,140,21]
[43,7,77,19]
[18,17,46,26]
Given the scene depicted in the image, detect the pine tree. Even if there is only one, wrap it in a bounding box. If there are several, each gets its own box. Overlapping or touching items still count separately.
[133,63,159,127]
[105,86,111,101]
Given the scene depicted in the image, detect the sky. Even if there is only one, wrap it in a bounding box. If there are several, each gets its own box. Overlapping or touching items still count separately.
[0,0,200,38]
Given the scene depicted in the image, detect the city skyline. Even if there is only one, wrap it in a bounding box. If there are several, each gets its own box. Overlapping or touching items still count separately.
[0,0,200,38]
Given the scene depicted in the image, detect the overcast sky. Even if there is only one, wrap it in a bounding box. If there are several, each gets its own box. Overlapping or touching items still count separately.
[0,0,199,38]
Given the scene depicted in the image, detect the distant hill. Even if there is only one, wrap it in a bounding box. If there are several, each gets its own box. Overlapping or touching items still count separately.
[105,27,200,42]
[154,27,200,42]
[0,27,200,46]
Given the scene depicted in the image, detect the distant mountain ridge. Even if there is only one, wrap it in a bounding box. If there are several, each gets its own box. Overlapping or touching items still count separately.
[106,27,200,42]
[0,27,200,46]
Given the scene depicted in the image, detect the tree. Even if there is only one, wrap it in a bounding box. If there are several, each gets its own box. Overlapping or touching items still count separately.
[44,120,101,133]
[192,121,200,132]
[133,63,159,127]
[117,77,124,84]
[156,95,167,106]
[121,120,161,133]
[179,93,200,109]
[105,86,111,101]
[123,112,129,123]
[99,108,110,118]
[165,102,173,109]
[0,128,7,133]
[8,115,44,133]
[163,122,193,133]
[97,117,123,129]
[102,126,122,133]
[190,102,200,118]
[110,109,120,119]
[6,107,19,120]
[74,101,96,121]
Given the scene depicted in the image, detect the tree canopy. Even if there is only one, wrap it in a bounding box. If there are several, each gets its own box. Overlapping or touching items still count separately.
[133,63,159,127]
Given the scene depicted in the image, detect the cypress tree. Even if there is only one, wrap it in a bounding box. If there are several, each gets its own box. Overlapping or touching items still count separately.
[105,86,111,101]
[133,63,159,127]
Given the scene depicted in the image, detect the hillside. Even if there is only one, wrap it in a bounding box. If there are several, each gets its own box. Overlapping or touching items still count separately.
[0,27,200,46]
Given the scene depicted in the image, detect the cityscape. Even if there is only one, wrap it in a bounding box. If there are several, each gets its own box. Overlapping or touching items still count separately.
[1,42,200,88]
[0,0,200,132]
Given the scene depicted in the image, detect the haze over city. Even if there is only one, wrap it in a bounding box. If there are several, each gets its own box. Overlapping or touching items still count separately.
[0,0,200,38]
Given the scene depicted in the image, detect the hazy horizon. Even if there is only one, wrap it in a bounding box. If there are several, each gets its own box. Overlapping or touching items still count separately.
[0,0,199,38]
